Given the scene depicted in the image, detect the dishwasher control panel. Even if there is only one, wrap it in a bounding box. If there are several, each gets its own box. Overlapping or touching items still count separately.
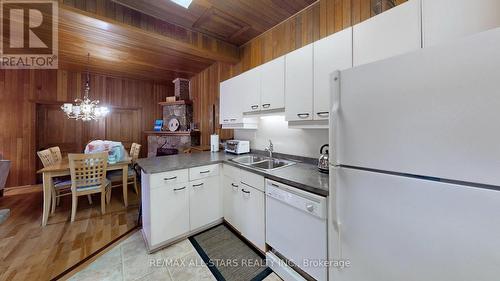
[265,179,327,219]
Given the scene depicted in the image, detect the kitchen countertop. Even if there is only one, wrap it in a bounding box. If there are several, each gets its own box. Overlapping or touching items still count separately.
[136,151,329,197]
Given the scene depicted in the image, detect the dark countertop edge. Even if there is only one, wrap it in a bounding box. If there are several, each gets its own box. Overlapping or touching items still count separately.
[141,160,227,172]
[223,161,329,197]
[137,157,329,197]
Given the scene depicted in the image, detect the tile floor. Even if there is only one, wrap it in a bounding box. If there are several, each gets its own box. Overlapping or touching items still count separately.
[69,231,282,281]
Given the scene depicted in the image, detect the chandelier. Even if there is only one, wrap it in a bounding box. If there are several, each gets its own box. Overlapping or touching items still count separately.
[61,54,109,121]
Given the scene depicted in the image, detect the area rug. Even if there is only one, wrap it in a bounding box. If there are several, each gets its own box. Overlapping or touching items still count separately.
[189,224,273,281]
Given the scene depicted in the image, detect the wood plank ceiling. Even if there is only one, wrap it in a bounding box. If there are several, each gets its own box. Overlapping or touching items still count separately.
[57,4,239,82]
[112,0,318,46]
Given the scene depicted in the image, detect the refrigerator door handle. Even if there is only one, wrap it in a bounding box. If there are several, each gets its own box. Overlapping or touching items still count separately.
[330,165,343,261]
[330,71,341,166]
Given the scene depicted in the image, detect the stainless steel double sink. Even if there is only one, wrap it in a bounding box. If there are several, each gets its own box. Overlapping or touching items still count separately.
[230,155,296,171]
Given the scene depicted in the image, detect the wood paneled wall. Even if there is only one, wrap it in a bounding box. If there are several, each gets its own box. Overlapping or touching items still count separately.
[0,69,171,188]
[190,62,234,146]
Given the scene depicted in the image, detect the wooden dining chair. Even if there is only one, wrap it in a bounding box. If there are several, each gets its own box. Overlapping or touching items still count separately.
[49,146,62,163]
[37,149,59,167]
[48,146,91,207]
[38,149,71,214]
[107,143,141,200]
[68,152,111,222]
[37,148,93,214]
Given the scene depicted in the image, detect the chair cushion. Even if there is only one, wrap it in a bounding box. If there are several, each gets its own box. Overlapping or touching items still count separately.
[53,179,72,189]
[106,168,135,181]
[76,179,110,192]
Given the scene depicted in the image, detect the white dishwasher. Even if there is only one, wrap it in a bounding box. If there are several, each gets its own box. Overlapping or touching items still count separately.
[265,179,328,281]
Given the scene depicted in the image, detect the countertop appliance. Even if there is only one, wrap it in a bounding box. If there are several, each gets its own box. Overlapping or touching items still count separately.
[317,144,329,173]
[225,140,250,154]
[265,179,327,281]
[329,28,500,281]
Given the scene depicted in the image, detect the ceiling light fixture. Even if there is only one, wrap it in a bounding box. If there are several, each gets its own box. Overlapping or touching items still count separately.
[61,53,110,121]
[171,0,193,9]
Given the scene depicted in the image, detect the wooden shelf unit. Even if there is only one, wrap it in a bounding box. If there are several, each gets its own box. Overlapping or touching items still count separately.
[158,100,193,106]
[143,130,200,136]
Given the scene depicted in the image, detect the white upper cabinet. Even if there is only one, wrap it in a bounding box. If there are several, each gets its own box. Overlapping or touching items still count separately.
[313,28,353,120]
[353,0,422,67]
[219,80,230,124]
[240,67,261,113]
[219,78,242,124]
[285,44,314,121]
[260,56,285,111]
[422,0,500,47]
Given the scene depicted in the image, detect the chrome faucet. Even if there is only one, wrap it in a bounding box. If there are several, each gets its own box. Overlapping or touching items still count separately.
[265,140,274,158]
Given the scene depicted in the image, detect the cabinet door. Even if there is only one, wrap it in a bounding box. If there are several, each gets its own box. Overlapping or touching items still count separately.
[240,183,266,252]
[261,56,285,111]
[220,77,243,124]
[353,0,421,67]
[223,175,242,231]
[189,176,221,231]
[240,68,261,113]
[219,80,231,124]
[285,44,314,121]
[423,0,500,47]
[150,183,189,245]
[313,28,353,120]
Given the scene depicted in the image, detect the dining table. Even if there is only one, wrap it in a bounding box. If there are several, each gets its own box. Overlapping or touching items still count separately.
[36,155,132,226]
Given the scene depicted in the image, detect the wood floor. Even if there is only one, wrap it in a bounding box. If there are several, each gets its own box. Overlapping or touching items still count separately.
[0,185,139,281]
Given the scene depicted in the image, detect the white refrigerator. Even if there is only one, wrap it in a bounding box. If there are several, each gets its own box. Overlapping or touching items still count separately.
[328,27,500,281]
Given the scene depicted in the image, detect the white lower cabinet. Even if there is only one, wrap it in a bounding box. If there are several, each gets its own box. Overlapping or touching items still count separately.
[189,176,222,231]
[240,182,266,252]
[149,182,190,246]
[143,163,265,253]
[223,166,266,252]
[223,175,242,230]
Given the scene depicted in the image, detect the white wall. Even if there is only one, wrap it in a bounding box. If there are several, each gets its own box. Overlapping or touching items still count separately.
[234,115,328,158]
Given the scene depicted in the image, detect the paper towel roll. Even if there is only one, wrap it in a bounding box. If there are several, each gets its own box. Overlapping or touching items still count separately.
[210,134,219,152]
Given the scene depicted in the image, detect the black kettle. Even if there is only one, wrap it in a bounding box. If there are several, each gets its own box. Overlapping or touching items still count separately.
[318,144,329,173]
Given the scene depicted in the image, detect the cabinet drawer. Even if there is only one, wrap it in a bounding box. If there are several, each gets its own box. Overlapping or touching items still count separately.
[240,169,265,192]
[189,164,219,181]
[150,169,189,188]
[223,164,240,180]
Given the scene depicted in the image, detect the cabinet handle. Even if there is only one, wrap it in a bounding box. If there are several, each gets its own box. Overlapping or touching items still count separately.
[164,176,177,181]
[199,170,210,174]
[297,113,310,118]
[230,118,236,122]
[262,103,271,108]
[231,183,239,188]
[173,186,186,191]
[192,183,204,187]
[271,183,279,187]
[223,119,229,122]
[251,105,259,110]
[241,189,251,194]
[316,112,329,117]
